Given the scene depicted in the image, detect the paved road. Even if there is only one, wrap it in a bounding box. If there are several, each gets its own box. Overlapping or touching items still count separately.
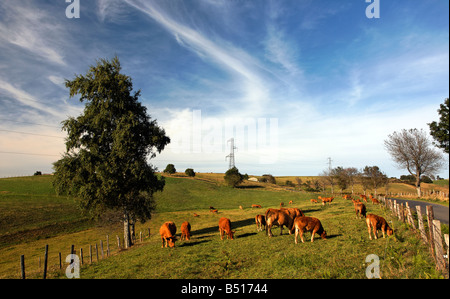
[389,198,449,225]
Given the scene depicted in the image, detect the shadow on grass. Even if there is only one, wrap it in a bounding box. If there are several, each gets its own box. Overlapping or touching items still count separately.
[190,218,255,237]
[235,185,264,189]
[179,239,211,247]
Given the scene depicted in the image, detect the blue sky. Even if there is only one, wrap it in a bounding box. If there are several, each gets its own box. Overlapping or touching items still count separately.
[0,0,448,178]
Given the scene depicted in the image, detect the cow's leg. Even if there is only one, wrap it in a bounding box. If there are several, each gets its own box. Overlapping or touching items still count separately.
[300,229,305,243]
[367,223,372,240]
[294,227,299,244]
[267,224,273,237]
[373,226,378,240]
[311,229,317,242]
[280,225,283,236]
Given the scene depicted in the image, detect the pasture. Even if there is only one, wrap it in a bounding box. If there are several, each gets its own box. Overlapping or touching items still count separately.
[0,175,444,279]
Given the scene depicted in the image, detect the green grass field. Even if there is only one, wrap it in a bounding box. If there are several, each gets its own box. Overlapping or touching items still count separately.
[0,175,444,279]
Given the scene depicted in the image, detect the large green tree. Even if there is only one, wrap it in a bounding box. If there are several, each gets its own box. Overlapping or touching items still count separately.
[428,98,449,154]
[53,57,170,248]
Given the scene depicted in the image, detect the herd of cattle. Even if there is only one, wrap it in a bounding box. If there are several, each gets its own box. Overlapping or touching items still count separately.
[159,194,393,248]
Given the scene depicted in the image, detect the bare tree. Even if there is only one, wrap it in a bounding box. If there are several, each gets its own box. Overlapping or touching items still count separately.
[384,128,444,197]
[345,167,359,194]
[362,166,386,196]
[319,169,335,194]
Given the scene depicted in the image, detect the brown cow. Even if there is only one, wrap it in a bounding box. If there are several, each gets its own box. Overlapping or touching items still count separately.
[180,221,191,241]
[160,221,177,248]
[210,209,218,213]
[360,194,368,202]
[320,196,334,205]
[293,216,327,244]
[255,214,266,232]
[352,199,367,219]
[219,217,235,240]
[343,194,353,201]
[366,214,393,240]
[280,207,304,219]
[310,199,318,203]
[369,195,380,205]
[251,204,262,208]
[265,208,294,237]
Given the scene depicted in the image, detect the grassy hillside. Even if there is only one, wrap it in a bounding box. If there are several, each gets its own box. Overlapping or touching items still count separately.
[0,175,444,279]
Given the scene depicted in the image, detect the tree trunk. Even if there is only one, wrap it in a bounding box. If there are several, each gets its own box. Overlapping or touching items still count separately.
[123,209,132,249]
[415,171,421,198]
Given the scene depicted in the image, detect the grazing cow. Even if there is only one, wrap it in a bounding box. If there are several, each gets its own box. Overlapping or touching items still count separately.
[180,221,191,241]
[366,214,393,240]
[218,217,235,240]
[210,209,218,213]
[310,199,318,203]
[360,195,368,202]
[288,200,293,204]
[251,204,262,208]
[343,195,352,200]
[352,199,367,219]
[293,216,327,244]
[255,214,266,232]
[209,206,215,210]
[320,196,334,205]
[265,208,294,237]
[280,202,284,207]
[369,195,380,205]
[193,213,200,217]
[280,207,304,219]
[160,221,177,248]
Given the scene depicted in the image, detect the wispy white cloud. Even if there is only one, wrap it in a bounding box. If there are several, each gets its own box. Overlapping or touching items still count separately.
[122,0,271,113]
[0,2,66,65]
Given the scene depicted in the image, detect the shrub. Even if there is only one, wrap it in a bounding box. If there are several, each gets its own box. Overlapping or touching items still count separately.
[185,168,195,177]
[224,167,243,187]
[163,164,176,174]
[261,174,276,184]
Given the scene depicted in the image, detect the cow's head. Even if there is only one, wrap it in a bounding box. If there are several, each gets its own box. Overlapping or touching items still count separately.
[321,230,327,240]
[229,231,235,240]
[167,236,177,248]
[387,228,394,236]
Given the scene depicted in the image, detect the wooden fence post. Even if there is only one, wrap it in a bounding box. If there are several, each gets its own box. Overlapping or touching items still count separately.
[426,206,435,258]
[445,234,449,266]
[100,240,104,259]
[405,202,416,229]
[89,245,92,264]
[117,235,120,250]
[432,220,445,272]
[59,252,62,269]
[416,206,427,243]
[20,255,25,279]
[106,235,110,257]
[43,244,49,279]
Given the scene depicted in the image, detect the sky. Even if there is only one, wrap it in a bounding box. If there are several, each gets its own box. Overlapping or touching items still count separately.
[0,0,448,178]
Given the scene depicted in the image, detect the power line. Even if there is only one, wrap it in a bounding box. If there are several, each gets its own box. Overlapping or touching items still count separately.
[0,118,61,128]
[0,151,60,157]
[0,129,64,139]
